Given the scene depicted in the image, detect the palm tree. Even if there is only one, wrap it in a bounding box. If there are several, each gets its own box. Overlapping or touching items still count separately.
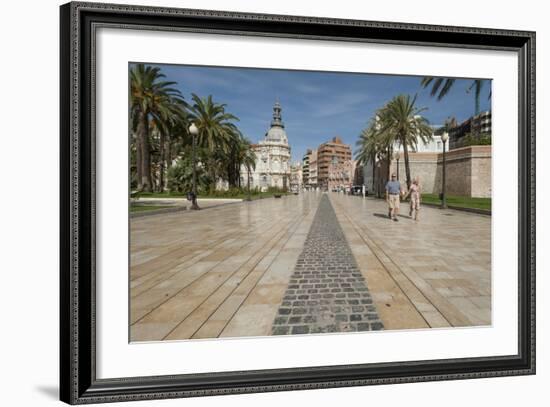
[241,141,257,199]
[420,77,456,101]
[376,94,433,189]
[466,80,488,117]
[230,137,255,189]
[420,77,490,116]
[130,64,185,192]
[154,101,187,192]
[355,123,382,194]
[188,94,241,188]
[223,134,249,188]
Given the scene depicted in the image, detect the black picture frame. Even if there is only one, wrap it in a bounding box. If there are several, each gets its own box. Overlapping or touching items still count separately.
[60,1,536,404]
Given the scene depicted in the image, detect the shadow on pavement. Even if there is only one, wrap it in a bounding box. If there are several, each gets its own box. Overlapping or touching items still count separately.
[372,213,413,220]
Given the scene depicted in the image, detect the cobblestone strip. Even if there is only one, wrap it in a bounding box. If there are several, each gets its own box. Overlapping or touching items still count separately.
[272,195,383,335]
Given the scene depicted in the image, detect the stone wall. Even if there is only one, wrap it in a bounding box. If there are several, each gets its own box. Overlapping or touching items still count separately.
[386,146,491,198]
[391,152,439,195]
[468,146,492,197]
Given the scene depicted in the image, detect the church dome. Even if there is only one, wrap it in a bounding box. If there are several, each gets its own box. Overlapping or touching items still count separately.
[264,100,288,144]
[266,126,287,142]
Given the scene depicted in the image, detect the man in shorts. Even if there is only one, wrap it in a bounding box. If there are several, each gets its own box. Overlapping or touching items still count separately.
[385,173,402,221]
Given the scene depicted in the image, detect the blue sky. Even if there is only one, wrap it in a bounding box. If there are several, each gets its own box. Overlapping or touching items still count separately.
[134,63,491,162]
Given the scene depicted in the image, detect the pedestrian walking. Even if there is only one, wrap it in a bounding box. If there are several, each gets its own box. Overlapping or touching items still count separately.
[385,173,402,221]
[404,177,421,221]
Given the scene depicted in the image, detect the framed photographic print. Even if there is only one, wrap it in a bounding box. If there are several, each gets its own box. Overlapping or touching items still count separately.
[60,1,536,404]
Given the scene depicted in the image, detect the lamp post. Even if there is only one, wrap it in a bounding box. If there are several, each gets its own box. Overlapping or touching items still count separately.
[188,122,200,210]
[441,131,449,209]
[393,150,401,181]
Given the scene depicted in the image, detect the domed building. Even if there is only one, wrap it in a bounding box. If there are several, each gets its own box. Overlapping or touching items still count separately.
[243,101,291,191]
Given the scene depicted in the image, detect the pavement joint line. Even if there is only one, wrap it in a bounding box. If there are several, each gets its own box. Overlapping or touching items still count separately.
[131,208,307,330]
[130,197,301,286]
[373,242,474,326]
[162,205,313,340]
[131,234,263,314]
[216,198,321,338]
[131,246,226,297]
[131,208,289,295]
[131,205,283,284]
[330,200,429,328]
[132,217,296,326]
[189,199,319,339]
[332,200,434,328]
[130,199,277,262]
[338,196,480,327]
[329,196,448,328]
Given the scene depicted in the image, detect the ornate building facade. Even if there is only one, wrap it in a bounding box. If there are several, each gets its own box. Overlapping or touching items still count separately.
[317,136,352,190]
[243,101,291,191]
[302,148,318,190]
[289,162,303,192]
[327,159,356,192]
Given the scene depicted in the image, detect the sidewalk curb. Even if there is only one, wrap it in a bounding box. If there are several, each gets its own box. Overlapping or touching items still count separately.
[130,205,187,218]
[420,201,491,216]
[129,196,281,219]
[361,196,491,216]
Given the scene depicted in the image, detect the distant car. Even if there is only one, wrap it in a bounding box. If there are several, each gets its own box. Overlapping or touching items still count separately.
[351,185,368,196]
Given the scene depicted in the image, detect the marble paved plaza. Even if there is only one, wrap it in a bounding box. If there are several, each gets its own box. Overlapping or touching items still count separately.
[130,192,491,342]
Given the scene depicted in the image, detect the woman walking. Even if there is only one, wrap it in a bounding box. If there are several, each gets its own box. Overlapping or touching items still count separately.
[404,177,421,221]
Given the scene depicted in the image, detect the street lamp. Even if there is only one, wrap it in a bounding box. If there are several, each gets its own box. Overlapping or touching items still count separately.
[393,150,401,181]
[441,131,449,209]
[188,122,200,210]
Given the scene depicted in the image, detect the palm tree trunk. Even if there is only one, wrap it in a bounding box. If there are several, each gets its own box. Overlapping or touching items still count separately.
[136,110,152,192]
[247,168,251,199]
[209,159,216,192]
[474,80,482,117]
[159,131,166,193]
[232,156,236,188]
[372,157,376,193]
[166,139,173,180]
[402,138,412,190]
[226,163,231,188]
[140,124,153,192]
[135,132,142,190]
[237,162,241,188]
[473,87,481,138]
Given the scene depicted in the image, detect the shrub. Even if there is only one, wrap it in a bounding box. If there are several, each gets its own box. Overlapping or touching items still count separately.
[463,132,491,146]
[167,158,210,194]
